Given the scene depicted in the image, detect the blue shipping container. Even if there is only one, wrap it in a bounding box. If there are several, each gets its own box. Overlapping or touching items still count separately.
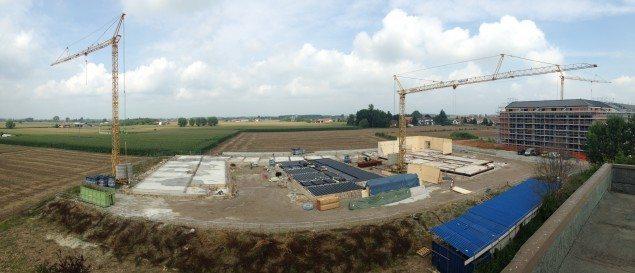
[366,174,419,195]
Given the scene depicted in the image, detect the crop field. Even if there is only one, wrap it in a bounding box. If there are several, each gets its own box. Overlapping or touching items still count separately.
[0,121,351,156]
[216,126,498,152]
[0,144,138,221]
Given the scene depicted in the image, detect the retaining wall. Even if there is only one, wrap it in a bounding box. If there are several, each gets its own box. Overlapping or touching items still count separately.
[503,163,614,273]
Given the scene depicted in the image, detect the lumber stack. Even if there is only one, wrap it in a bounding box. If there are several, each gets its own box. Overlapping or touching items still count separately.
[316,195,340,211]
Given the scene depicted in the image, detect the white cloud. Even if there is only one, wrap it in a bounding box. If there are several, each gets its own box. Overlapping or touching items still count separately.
[2,2,633,118]
[35,63,111,97]
[392,0,635,22]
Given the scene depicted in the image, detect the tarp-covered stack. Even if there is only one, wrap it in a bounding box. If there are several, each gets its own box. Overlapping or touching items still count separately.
[348,188,411,210]
[316,195,340,211]
[365,174,419,195]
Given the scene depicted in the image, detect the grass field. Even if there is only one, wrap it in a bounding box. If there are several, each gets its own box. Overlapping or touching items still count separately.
[0,121,352,156]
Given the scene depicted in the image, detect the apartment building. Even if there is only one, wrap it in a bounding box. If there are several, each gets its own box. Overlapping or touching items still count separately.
[499,99,634,152]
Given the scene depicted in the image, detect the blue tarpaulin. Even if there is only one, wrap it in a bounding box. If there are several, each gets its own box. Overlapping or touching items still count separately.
[430,178,558,273]
[365,174,419,195]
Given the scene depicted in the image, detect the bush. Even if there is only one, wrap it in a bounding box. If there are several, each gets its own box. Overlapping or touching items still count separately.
[449,131,479,140]
[375,132,397,140]
[5,119,15,129]
[36,253,91,273]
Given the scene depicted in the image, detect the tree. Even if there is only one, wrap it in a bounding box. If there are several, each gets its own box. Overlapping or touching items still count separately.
[433,109,450,126]
[189,118,196,126]
[65,117,70,122]
[207,117,218,126]
[5,120,16,129]
[195,117,207,126]
[461,117,468,124]
[411,110,422,125]
[585,115,634,164]
[346,114,356,126]
[53,116,60,122]
[469,118,477,125]
[534,150,575,183]
[177,117,187,127]
[358,119,370,128]
[354,105,391,128]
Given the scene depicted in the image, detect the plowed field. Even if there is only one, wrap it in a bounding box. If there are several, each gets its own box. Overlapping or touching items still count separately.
[213,126,498,153]
[0,144,133,220]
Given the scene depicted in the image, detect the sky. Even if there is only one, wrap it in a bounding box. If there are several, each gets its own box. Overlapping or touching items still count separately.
[1,0,634,119]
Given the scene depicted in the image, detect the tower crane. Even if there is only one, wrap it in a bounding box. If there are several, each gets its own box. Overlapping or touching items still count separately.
[51,13,126,177]
[558,74,611,100]
[393,54,598,173]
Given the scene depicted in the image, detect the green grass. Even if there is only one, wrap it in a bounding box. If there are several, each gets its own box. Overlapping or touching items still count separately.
[0,122,355,156]
[449,131,479,140]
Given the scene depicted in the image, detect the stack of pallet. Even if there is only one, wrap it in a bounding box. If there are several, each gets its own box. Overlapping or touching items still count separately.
[316,195,340,211]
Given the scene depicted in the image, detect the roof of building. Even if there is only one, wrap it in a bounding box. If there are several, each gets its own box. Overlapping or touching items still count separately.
[431,179,557,261]
[505,99,614,109]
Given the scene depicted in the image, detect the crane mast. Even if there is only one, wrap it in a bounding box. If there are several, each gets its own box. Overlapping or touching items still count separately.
[51,13,126,176]
[394,54,597,172]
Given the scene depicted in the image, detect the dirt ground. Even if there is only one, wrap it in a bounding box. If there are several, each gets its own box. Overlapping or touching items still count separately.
[0,216,163,273]
[0,144,142,221]
[213,126,498,153]
[109,150,535,232]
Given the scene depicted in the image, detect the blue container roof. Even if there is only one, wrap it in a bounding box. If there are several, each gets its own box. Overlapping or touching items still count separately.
[431,179,557,259]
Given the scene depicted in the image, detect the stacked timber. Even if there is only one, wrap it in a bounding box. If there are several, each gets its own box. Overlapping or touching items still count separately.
[316,195,340,211]
[357,159,382,168]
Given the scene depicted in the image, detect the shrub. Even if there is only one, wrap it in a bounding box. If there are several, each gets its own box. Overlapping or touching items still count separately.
[449,131,479,140]
[36,253,91,273]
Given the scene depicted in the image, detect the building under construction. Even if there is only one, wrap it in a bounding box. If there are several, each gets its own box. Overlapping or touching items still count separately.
[499,99,634,153]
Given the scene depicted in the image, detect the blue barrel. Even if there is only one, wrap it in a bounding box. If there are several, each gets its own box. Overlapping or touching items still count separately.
[107,176,115,187]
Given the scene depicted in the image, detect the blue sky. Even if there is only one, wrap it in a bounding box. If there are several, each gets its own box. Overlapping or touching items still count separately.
[1,0,634,119]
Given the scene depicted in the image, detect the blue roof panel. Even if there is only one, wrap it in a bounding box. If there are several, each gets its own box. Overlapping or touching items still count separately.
[431,179,557,259]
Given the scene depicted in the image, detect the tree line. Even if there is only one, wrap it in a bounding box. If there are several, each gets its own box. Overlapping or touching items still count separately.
[178,117,219,127]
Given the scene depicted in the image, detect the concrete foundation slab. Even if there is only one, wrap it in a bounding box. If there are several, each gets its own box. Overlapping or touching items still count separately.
[192,157,226,186]
[133,155,227,196]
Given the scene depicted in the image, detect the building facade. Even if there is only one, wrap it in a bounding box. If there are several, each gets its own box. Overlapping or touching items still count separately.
[499,99,634,152]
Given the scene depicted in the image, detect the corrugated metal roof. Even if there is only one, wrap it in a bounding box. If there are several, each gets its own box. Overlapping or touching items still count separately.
[505,99,611,109]
[431,179,557,259]
[306,182,363,196]
[310,158,382,181]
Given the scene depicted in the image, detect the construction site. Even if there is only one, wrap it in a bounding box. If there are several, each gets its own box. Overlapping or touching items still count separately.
[1,7,633,273]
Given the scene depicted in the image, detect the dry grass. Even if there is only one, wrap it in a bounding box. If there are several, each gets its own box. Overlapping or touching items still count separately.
[40,189,502,273]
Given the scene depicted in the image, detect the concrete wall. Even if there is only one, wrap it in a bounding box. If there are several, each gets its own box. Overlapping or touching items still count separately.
[378,136,452,156]
[611,164,635,194]
[503,163,613,273]
[406,163,442,184]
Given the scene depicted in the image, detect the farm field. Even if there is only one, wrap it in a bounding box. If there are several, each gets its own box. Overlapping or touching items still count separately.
[0,121,351,156]
[215,126,498,152]
[0,144,141,221]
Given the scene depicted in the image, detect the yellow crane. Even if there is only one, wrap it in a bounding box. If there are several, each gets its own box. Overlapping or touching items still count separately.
[51,13,126,177]
[558,74,611,100]
[393,54,598,172]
